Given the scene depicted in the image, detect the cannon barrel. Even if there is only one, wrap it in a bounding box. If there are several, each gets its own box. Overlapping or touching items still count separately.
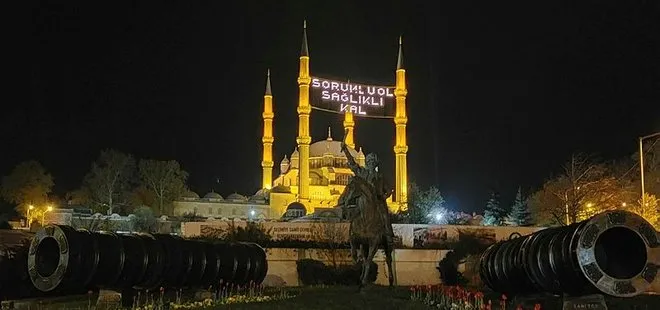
[479,210,659,297]
[27,225,267,293]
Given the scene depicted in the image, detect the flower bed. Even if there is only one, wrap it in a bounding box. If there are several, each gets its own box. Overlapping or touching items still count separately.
[131,283,293,310]
[410,285,541,310]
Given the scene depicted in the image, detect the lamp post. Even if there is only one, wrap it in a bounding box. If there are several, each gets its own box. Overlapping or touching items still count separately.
[639,132,660,206]
[27,205,34,229]
[42,206,53,225]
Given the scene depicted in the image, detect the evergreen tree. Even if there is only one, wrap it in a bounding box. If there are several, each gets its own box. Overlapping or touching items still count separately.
[506,187,533,226]
[482,191,507,226]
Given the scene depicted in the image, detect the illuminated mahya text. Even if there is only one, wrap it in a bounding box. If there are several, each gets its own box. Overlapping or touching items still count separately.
[310,77,394,116]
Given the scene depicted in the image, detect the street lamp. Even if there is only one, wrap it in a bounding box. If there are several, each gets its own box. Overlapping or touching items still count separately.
[27,205,34,228]
[639,132,660,206]
[42,206,53,225]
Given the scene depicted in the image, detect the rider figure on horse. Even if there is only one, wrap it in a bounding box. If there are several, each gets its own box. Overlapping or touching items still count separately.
[339,132,394,239]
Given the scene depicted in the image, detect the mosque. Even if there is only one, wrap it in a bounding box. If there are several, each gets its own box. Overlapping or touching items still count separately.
[173,22,409,220]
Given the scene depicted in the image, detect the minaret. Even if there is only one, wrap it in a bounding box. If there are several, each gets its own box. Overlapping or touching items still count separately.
[343,112,355,149]
[393,36,408,211]
[261,69,274,189]
[296,20,312,201]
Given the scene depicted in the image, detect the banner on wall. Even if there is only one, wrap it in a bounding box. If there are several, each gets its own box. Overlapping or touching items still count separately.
[190,221,543,248]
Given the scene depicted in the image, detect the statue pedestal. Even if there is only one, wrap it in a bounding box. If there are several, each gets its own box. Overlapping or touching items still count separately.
[562,294,607,310]
[511,294,561,309]
[97,289,122,309]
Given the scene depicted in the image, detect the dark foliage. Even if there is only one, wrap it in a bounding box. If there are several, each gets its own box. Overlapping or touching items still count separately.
[0,215,11,229]
[436,229,492,286]
[296,259,378,286]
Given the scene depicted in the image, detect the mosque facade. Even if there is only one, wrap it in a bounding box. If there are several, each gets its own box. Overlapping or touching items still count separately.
[173,22,408,220]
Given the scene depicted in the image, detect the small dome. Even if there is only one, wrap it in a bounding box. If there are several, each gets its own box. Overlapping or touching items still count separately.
[271,185,291,193]
[291,148,299,158]
[251,189,270,202]
[182,190,200,199]
[254,188,270,197]
[280,155,290,174]
[287,202,307,212]
[227,193,248,201]
[204,192,224,199]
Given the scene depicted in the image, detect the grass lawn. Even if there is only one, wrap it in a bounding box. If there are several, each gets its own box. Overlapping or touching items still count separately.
[214,286,427,310]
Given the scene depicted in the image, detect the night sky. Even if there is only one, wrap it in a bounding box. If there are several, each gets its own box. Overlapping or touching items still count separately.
[8,1,660,213]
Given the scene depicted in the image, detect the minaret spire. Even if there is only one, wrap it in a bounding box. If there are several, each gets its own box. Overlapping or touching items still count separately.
[265,68,272,95]
[301,20,309,56]
[393,35,408,212]
[397,36,404,70]
[261,69,275,189]
[327,126,332,140]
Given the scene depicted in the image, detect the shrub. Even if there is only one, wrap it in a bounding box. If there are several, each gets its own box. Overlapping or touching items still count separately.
[436,229,491,286]
[296,259,329,285]
[296,259,378,286]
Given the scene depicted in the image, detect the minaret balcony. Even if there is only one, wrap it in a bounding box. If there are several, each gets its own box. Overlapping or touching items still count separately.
[296,105,311,114]
[296,136,312,145]
[393,145,408,154]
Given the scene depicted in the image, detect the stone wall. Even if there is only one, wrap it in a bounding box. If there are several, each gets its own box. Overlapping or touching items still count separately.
[181,221,544,248]
[262,248,449,287]
[263,247,660,294]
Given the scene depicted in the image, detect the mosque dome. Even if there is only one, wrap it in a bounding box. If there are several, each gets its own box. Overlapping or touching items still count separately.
[203,192,223,200]
[182,190,200,199]
[227,193,248,201]
[251,188,270,202]
[254,188,270,197]
[309,128,359,158]
[271,185,291,193]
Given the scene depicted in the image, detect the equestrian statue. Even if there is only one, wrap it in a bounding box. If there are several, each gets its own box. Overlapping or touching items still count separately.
[338,129,396,289]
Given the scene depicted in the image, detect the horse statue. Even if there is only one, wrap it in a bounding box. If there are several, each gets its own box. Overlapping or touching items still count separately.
[338,130,395,290]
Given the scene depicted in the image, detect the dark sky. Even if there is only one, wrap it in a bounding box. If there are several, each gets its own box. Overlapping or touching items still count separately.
[7,0,660,213]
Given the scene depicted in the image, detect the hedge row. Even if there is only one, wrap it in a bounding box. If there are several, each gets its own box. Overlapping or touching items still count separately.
[296,259,378,286]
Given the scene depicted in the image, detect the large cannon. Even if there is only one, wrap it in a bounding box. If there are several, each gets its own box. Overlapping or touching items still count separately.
[0,230,48,300]
[479,210,659,297]
[27,225,267,293]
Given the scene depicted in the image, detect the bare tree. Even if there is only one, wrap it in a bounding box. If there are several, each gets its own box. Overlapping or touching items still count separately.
[138,159,188,215]
[529,153,629,225]
[82,150,135,215]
